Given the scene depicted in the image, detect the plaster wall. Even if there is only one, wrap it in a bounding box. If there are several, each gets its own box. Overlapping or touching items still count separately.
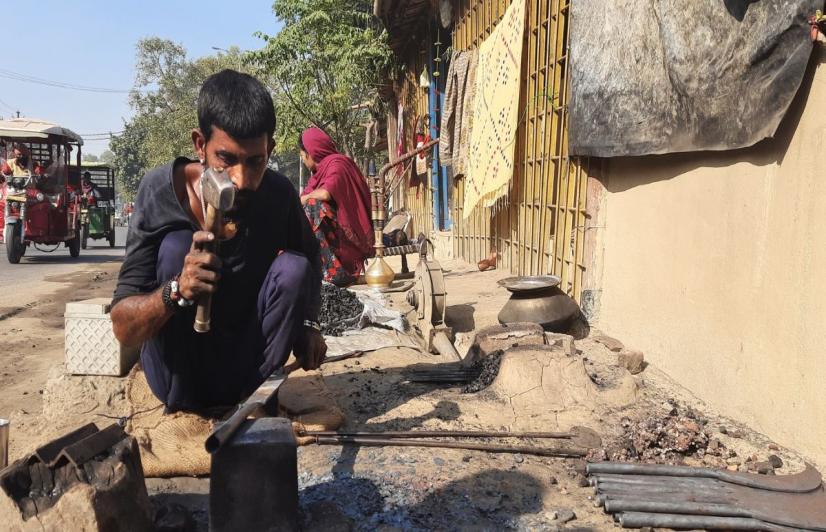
[596,54,826,465]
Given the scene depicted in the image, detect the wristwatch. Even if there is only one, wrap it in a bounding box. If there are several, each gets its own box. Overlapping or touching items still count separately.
[303,319,322,332]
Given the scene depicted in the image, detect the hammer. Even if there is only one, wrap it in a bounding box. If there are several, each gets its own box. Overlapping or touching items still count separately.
[194,167,235,333]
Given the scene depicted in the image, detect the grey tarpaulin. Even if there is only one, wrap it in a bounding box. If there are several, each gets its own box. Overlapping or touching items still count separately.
[569,0,821,157]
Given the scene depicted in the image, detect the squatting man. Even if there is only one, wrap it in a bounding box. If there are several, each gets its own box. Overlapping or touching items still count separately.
[111,70,327,412]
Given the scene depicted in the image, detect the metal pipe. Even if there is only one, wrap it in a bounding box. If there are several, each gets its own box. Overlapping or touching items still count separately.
[618,512,796,531]
[432,330,462,361]
[372,138,439,253]
[312,436,587,458]
[594,475,728,489]
[303,429,575,439]
[0,418,8,469]
[596,482,730,499]
[605,499,747,518]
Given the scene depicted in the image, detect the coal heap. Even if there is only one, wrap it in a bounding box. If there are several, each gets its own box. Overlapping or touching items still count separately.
[319,283,364,336]
[462,351,504,393]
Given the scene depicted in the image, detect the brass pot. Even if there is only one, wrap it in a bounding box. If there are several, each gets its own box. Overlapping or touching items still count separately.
[365,256,395,288]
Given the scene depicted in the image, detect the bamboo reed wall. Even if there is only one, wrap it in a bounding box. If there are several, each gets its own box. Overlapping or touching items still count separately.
[392,0,589,299]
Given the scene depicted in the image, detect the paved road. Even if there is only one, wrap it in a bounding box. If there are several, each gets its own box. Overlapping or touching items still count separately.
[0,226,127,305]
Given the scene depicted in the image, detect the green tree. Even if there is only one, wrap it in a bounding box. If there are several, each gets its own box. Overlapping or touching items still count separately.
[110,117,149,201]
[99,149,115,164]
[247,0,393,158]
[82,153,99,162]
[112,38,250,198]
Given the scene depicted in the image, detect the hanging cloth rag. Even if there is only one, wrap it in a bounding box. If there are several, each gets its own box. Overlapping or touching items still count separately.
[463,0,526,218]
[415,115,431,179]
[439,50,471,169]
[456,49,479,178]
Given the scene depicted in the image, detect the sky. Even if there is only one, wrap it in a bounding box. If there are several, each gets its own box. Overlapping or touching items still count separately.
[2,1,282,155]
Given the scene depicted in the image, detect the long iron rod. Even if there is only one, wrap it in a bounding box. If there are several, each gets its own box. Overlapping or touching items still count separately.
[304,429,574,439]
[312,436,586,457]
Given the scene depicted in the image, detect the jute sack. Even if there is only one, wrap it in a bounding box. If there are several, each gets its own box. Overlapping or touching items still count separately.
[279,369,346,446]
[124,366,216,478]
[124,365,346,477]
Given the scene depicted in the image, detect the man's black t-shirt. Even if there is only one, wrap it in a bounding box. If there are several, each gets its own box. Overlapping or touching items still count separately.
[112,158,321,410]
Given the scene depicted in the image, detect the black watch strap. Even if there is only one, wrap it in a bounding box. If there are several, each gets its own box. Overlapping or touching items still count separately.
[161,279,177,311]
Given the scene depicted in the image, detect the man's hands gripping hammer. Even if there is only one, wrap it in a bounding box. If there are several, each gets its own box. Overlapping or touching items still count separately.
[179,231,223,301]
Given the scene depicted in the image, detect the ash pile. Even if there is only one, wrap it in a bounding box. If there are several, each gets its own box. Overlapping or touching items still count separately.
[319,283,364,336]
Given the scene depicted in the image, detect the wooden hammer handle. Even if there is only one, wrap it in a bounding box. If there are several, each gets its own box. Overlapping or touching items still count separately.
[194,203,221,333]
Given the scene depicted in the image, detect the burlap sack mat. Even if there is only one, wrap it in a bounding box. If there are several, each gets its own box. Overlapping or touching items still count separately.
[124,364,345,478]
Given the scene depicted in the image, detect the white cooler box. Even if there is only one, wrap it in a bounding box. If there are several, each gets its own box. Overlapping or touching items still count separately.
[65,298,140,376]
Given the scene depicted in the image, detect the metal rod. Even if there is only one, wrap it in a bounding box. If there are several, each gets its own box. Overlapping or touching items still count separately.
[594,475,728,489]
[304,429,575,439]
[596,482,730,498]
[618,512,796,531]
[205,402,262,454]
[605,499,747,518]
[322,351,365,364]
[312,436,587,457]
[0,418,8,469]
[408,377,475,383]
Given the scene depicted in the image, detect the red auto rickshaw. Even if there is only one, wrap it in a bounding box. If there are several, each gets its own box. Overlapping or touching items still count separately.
[0,118,84,263]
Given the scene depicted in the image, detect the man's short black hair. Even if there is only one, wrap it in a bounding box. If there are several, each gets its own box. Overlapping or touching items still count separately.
[198,70,276,142]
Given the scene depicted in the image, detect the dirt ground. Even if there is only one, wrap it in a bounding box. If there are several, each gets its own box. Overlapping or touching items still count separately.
[1,255,820,531]
[0,262,124,457]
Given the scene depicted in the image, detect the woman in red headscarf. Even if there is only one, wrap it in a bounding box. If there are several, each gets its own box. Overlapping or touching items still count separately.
[299,127,374,286]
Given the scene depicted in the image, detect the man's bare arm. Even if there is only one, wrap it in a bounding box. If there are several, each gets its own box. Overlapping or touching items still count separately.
[112,231,222,347]
[111,289,174,347]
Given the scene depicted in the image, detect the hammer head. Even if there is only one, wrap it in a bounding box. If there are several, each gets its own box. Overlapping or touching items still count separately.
[200,167,236,212]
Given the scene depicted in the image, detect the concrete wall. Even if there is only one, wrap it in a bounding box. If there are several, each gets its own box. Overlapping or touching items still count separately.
[595,52,826,465]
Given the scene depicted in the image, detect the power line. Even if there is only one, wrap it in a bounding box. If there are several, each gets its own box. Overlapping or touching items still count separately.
[0,96,15,114]
[0,68,147,94]
[78,130,125,137]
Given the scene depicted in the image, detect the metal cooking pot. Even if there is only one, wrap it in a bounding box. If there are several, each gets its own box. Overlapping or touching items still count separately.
[497,276,581,332]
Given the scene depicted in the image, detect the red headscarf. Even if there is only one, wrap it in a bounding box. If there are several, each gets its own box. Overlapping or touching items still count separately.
[301,128,374,271]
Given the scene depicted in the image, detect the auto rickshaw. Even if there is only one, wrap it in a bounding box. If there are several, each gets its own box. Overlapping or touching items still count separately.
[78,162,116,248]
[0,118,84,263]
